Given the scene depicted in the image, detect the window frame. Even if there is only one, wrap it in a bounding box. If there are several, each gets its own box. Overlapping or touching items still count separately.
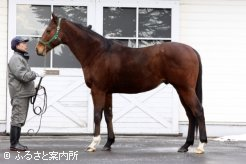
[96,0,179,47]
[8,0,95,73]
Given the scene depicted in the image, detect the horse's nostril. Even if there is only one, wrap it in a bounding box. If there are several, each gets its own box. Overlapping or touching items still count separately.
[35,47,39,55]
[35,47,43,56]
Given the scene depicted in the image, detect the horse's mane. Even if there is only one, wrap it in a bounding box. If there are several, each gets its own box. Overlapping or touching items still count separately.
[68,19,113,50]
[73,22,103,40]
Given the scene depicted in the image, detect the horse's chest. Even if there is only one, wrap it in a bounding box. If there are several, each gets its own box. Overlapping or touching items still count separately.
[83,68,93,88]
[83,67,109,89]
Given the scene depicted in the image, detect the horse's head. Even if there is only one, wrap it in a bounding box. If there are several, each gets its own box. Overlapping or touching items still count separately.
[36,13,63,56]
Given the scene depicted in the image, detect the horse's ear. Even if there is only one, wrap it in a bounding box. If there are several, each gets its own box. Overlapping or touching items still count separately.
[87,25,92,30]
[52,13,58,23]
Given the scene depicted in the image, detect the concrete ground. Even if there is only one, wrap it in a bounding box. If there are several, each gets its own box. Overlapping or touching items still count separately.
[0,135,246,164]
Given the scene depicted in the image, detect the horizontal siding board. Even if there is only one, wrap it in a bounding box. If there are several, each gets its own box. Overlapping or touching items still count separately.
[181,0,246,6]
[180,0,246,123]
[0,0,7,122]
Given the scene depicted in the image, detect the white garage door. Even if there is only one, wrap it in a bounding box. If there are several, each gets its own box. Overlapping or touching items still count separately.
[101,85,179,134]
[21,72,93,134]
[7,0,180,135]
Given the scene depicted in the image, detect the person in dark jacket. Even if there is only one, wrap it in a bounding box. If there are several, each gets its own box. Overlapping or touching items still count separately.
[8,36,44,151]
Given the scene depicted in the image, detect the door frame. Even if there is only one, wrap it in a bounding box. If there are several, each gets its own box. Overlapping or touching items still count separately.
[7,0,180,134]
[7,0,96,133]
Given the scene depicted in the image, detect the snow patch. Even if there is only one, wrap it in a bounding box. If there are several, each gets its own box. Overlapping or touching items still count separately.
[214,134,246,141]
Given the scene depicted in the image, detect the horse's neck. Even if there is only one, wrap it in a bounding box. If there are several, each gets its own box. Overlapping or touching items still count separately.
[63,22,103,67]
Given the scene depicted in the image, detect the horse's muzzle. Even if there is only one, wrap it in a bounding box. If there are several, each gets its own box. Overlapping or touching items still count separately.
[35,43,46,56]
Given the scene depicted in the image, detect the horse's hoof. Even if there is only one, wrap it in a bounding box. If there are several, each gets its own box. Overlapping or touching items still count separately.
[102,146,111,151]
[178,147,188,153]
[86,147,96,152]
[195,147,204,154]
[195,142,205,154]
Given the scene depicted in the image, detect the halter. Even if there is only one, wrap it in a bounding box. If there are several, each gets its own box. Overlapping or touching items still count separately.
[39,18,62,49]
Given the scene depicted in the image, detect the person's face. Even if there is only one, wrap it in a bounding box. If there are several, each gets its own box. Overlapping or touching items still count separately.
[16,42,28,52]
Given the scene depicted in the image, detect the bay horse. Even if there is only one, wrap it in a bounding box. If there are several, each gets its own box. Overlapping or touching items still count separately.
[36,14,207,154]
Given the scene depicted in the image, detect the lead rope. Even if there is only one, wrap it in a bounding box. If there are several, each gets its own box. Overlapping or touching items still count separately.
[27,47,48,136]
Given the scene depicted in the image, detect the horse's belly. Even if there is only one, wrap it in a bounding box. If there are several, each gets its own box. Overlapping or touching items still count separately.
[112,80,162,94]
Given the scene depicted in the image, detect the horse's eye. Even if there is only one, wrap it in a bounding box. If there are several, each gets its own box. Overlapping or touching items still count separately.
[46,30,51,34]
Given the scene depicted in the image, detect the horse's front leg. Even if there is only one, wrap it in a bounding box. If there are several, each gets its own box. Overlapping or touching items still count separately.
[86,89,106,152]
[102,94,115,151]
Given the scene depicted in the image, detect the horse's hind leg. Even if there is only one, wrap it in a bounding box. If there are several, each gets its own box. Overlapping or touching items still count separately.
[178,99,197,152]
[195,105,207,154]
[177,88,207,153]
[102,93,115,151]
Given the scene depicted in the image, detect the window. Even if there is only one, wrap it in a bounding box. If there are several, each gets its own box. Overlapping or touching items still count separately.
[16,5,87,68]
[103,7,172,48]
[16,5,51,67]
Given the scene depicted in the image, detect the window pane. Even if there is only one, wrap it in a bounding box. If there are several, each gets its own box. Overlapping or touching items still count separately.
[28,37,51,67]
[113,39,136,48]
[139,8,171,38]
[53,6,87,26]
[52,6,87,68]
[16,5,51,35]
[53,45,81,68]
[138,40,170,48]
[103,7,136,37]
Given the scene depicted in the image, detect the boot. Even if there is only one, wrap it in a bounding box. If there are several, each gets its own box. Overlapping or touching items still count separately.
[10,126,28,151]
[16,126,28,150]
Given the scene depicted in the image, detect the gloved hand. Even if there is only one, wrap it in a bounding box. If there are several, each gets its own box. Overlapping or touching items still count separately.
[35,70,46,77]
[35,84,43,90]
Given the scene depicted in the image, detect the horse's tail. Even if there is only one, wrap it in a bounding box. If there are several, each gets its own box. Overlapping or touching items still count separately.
[195,51,203,104]
[193,49,203,137]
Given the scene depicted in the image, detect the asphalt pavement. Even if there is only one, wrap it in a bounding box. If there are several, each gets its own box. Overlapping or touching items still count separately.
[0,135,246,164]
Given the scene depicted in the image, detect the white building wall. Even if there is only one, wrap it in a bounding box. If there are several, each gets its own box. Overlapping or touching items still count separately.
[1,0,246,136]
[0,0,8,132]
[179,0,246,136]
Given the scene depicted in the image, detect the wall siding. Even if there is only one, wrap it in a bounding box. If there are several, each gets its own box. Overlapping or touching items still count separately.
[180,0,246,123]
[0,0,7,132]
[1,0,246,135]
